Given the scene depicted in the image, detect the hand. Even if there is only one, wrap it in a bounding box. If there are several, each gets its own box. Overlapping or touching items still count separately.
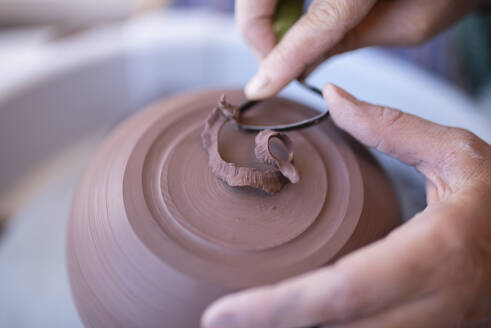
[201,84,491,328]
[238,0,479,100]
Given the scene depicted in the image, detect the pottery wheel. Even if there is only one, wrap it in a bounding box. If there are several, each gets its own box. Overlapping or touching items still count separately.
[120,90,364,287]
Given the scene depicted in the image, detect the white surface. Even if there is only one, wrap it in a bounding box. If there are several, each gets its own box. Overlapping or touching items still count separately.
[0,137,101,328]
[0,9,490,328]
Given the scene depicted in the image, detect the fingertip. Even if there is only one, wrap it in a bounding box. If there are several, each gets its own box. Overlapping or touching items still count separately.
[322,83,338,104]
[321,83,338,97]
[322,84,364,126]
[200,303,215,328]
[322,83,358,105]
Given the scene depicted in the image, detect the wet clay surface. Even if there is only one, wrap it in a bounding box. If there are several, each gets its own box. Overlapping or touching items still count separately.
[67,89,400,327]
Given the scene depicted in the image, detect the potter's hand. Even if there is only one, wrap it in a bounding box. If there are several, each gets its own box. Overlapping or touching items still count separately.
[238,0,479,100]
[201,84,491,328]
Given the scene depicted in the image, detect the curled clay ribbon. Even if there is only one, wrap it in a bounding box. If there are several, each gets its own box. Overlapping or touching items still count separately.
[201,95,300,193]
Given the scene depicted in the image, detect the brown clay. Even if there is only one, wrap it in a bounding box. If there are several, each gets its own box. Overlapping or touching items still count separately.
[201,95,298,193]
[253,129,299,185]
[67,89,401,327]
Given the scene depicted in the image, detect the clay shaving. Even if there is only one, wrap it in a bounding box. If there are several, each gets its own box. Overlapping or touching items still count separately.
[201,95,299,193]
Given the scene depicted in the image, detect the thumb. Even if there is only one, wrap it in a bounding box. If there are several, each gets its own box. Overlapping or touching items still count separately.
[245,0,376,100]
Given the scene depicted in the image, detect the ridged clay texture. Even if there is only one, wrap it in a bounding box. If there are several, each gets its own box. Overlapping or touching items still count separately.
[67,89,401,327]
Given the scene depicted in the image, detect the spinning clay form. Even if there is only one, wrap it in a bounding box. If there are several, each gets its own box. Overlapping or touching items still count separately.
[67,89,401,327]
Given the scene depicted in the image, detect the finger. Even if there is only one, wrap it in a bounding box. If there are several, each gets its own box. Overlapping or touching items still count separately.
[324,83,491,196]
[299,0,477,79]
[328,290,464,328]
[235,0,278,58]
[294,0,440,83]
[245,0,377,99]
[328,0,443,56]
[329,0,476,56]
[322,83,484,186]
[201,212,449,328]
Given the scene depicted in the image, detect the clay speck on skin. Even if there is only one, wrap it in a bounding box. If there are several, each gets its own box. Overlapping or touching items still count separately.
[201,95,299,193]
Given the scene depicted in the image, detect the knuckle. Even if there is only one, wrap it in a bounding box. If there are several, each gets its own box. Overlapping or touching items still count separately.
[306,2,336,27]
[373,107,404,154]
[272,41,308,71]
[307,0,355,30]
[452,129,486,160]
[379,106,404,128]
[444,128,489,169]
[453,128,477,144]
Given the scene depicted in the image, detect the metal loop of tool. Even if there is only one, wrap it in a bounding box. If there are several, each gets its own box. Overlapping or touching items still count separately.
[236,81,329,132]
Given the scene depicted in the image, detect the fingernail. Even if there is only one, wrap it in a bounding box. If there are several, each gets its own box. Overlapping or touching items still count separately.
[323,83,357,103]
[245,72,270,100]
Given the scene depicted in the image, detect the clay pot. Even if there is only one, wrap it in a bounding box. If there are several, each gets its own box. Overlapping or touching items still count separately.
[67,89,401,327]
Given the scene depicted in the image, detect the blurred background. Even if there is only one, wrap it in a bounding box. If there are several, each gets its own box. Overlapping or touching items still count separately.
[1,0,490,103]
[0,1,490,327]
